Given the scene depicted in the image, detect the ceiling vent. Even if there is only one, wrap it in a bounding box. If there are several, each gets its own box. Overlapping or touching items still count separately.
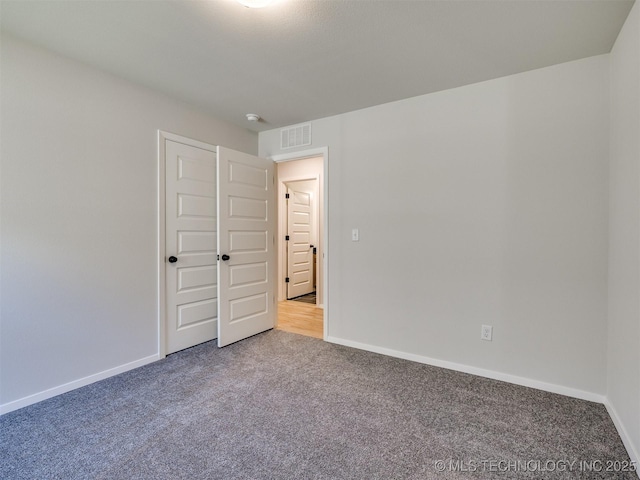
[281,123,311,149]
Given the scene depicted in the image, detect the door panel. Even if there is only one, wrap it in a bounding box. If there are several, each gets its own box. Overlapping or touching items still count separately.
[229,263,268,287]
[165,140,217,354]
[287,185,314,299]
[178,299,217,328]
[178,265,216,292]
[217,147,276,347]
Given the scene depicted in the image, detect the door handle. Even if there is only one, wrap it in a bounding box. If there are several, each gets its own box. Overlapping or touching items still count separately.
[221,254,230,261]
[168,256,178,263]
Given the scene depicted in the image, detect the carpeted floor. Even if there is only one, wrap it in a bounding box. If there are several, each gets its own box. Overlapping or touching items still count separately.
[0,330,635,479]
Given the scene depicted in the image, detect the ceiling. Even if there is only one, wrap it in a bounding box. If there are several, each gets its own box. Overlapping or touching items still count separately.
[1,0,634,132]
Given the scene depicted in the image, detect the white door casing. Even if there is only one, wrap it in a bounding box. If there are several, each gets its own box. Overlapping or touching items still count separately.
[217,146,276,347]
[165,139,218,354]
[287,184,315,299]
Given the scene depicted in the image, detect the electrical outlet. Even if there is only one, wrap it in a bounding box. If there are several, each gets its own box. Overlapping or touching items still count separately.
[352,228,359,242]
[481,325,493,341]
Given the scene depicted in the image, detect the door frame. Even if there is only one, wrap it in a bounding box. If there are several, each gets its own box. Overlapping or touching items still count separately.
[157,130,218,358]
[271,147,329,341]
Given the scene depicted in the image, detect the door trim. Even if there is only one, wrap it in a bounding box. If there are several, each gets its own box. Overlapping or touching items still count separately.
[270,147,329,341]
[157,130,218,358]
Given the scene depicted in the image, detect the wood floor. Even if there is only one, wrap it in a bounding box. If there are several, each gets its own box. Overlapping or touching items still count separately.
[277,300,323,339]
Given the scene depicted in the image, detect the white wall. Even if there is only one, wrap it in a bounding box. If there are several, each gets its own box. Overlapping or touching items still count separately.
[260,55,610,399]
[0,35,257,410]
[608,1,640,464]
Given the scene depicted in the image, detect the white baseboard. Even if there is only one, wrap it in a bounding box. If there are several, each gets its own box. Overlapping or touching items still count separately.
[0,354,161,415]
[325,336,606,403]
[605,401,640,477]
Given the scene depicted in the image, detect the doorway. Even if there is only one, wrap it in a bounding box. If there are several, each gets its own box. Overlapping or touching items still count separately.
[274,154,325,340]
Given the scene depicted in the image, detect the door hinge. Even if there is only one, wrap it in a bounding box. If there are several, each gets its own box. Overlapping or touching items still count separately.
[285,235,290,241]
[285,277,290,283]
[285,193,290,199]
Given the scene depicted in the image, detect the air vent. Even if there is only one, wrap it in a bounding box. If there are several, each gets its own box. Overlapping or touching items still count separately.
[281,123,311,149]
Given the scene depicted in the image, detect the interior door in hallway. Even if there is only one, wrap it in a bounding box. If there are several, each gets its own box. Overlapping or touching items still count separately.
[217,146,276,347]
[286,183,315,299]
[165,139,218,354]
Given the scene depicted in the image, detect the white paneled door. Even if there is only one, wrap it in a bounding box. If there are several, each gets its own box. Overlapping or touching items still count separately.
[217,147,276,347]
[287,186,314,299]
[165,139,218,354]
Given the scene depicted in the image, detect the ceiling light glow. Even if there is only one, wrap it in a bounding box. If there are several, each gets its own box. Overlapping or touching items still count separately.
[236,0,273,8]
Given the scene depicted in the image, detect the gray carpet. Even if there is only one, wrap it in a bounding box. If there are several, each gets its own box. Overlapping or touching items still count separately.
[0,330,634,479]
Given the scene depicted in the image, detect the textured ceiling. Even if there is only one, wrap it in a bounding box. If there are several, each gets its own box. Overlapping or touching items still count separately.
[1,0,634,132]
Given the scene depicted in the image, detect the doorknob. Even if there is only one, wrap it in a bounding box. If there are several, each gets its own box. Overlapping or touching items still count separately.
[168,256,178,263]
[221,254,230,261]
